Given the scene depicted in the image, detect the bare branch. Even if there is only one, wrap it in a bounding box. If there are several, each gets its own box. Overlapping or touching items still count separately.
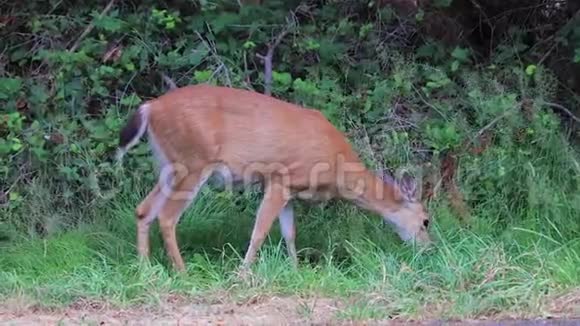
[242,52,255,91]
[257,12,297,96]
[69,0,117,52]
[161,72,177,90]
[543,101,580,124]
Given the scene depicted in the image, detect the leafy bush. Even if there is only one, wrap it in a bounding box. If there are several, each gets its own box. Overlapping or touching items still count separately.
[0,2,579,317]
[0,0,578,241]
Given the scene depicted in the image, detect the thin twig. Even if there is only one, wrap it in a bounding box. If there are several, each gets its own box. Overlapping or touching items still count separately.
[468,0,495,57]
[411,84,447,119]
[533,8,580,65]
[209,63,226,82]
[0,166,32,207]
[467,106,516,147]
[195,30,232,87]
[543,101,580,124]
[537,41,558,66]
[69,0,117,52]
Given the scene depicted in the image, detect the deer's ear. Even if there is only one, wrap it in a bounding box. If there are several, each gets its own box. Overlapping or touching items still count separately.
[398,171,418,201]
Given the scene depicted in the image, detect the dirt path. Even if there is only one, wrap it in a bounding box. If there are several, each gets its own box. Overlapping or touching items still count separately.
[1,296,579,325]
[3,296,339,325]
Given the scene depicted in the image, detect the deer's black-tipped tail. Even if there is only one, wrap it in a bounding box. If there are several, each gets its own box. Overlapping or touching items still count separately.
[115,103,150,162]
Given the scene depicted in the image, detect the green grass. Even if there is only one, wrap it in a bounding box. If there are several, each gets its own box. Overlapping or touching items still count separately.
[1,180,579,321]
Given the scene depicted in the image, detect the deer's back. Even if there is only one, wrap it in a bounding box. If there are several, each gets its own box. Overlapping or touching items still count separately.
[146,84,362,189]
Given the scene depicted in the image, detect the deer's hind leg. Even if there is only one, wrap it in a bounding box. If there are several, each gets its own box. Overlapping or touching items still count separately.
[279,201,297,267]
[156,166,215,272]
[135,182,162,259]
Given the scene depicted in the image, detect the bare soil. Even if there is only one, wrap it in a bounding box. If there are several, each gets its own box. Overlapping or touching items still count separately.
[1,294,579,326]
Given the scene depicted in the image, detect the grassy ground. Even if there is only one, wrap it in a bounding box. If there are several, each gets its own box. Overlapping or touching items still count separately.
[1,175,579,323]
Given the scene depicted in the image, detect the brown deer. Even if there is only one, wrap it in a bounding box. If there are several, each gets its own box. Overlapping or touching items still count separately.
[116,84,433,272]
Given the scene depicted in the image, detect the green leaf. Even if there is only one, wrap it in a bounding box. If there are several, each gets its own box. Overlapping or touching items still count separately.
[31,147,49,161]
[121,94,142,106]
[0,139,10,155]
[415,9,424,22]
[210,12,239,34]
[468,89,481,98]
[11,138,22,152]
[125,62,136,71]
[304,38,320,50]
[93,10,126,32]
[525,64,537,76]
[363,98,372,112]
[9,192,22,202]
[194,70,212,83]
[6,112,24,130]
[451,47,470,62]
[89,125,111,140]
[70,143,80,153]
[10,49,27,63]
[434,0,453,8]
[0,77,22,100]
[29,83,49,105]
[451,60,460,72]
[393,73,403,87]
[273,71,292,86]
[358,23,373,39]
[318,38,347,63]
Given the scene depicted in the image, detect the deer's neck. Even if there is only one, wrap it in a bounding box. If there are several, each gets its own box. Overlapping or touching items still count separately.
[346,169,401,216]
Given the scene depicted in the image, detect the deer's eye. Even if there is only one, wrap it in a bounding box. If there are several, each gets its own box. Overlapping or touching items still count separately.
[423,219,430,228]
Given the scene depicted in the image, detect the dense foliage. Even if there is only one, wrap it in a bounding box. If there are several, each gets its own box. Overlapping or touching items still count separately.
[2,0,579,231]
[0,1,579,319]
